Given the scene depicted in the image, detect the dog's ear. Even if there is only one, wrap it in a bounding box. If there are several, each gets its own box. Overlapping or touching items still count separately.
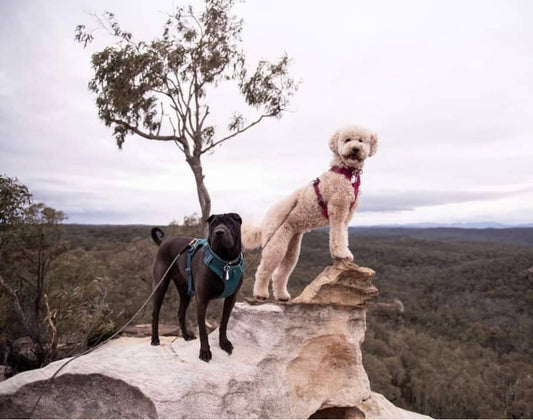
[206,215,215,224]
[369,132,378,157]
[228,213,242,224]
[329,129,341,153]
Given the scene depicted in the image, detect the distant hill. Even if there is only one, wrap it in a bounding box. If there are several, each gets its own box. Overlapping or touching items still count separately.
[369,222,533,229]
[349,226,533,247]
[63,224,533,248]
[4,223,532,418]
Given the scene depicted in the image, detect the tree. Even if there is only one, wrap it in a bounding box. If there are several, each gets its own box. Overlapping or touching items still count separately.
[0,174,31,231]
[0,175,67,367]
[75,0,298,224]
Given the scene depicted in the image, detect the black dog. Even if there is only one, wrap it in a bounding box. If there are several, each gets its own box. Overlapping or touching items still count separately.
[150,213,243,362]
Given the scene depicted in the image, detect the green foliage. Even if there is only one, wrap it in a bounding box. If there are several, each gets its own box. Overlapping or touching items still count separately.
[350,231,533,418]
[75,0,298,150]
[75,0,298,223]
[0,177,114,371]
[0,174,31,227]
[46,249,114,350]
[2,215,532,418]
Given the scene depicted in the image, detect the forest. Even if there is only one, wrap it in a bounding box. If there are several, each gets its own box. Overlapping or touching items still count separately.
[1,179,532,418]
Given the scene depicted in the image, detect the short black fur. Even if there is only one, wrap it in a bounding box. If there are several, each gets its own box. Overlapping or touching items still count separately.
[150,213,243,362]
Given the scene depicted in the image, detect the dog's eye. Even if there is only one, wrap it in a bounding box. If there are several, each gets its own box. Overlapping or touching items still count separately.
[344,138,351,143]
[358,139,363,143]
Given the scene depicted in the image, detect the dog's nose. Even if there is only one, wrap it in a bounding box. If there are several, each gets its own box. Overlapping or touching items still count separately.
[215,229,225,237]
[352,147,360,154]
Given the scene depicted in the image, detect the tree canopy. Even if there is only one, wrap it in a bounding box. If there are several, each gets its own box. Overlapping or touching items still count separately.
[76,0,298,222]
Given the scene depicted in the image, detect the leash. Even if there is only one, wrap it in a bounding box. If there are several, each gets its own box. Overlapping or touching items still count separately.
[29,199,300,416]
[28,245,188,418]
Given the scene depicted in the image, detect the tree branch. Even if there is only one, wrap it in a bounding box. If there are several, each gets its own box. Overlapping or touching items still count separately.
[201,114,273,154]
[110,118,183,143]
[0,274,33,338]
[44,293,57,360]
[199,105,210,129]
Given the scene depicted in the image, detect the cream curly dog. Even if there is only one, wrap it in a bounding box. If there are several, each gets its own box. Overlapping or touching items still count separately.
[243,125,378,301]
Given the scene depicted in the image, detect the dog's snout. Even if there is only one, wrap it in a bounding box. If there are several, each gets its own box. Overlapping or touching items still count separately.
[351,147,360,155]
[215,229,225,236]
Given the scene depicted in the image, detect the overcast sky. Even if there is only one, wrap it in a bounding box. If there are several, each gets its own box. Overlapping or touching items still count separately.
[1,0,532,226]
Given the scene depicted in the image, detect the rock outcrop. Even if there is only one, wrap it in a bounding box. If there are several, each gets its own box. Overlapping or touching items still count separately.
[0,262,428,419]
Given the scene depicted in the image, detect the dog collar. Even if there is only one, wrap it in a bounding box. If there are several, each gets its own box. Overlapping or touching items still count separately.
[330,166,361,183]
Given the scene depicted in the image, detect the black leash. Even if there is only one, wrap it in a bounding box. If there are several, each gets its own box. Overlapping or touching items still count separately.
[28,245,188,418]
[29,200,300,416]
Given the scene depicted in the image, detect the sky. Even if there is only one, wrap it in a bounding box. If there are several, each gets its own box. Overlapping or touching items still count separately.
[1,0,532,226]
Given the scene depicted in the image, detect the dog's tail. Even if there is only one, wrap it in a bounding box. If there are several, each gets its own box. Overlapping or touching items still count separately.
[241,219,262,250]
[151,227,165,246]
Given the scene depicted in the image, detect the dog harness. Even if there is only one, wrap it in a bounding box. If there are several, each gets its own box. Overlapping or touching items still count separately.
[185,239,244,299]
[313,166,361,220]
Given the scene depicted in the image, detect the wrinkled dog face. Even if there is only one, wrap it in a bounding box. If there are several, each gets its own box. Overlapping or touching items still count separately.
[329,126,378,168]
[206,213,242,250]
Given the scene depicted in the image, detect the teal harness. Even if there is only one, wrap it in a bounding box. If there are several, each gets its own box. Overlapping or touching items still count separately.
[185,239,244,299]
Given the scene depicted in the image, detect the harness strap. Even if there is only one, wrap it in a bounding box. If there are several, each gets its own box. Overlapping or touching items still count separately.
[350,175,361,210]
[185,238,244,299]
[186,238,207,296]
[313,167,361,220]
[313,178,329,219]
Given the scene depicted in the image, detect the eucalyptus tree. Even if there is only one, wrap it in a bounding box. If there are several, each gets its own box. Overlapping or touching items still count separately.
[0,175,67,366]
[76,0,298,223]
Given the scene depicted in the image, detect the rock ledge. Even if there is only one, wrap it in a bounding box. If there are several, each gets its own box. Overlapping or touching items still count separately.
[0,263,428,419]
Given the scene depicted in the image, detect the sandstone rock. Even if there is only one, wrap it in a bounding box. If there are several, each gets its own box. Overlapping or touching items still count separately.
[291,262,378,306]
[122,324,180,337]
[358,392,430,419]
[0,264,427,419]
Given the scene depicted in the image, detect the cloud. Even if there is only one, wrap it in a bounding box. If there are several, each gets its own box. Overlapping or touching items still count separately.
[1,0,533,226]
[358,186,533,212]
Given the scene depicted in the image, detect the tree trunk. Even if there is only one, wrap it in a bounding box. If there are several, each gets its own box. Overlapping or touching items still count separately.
[187,157,211,236]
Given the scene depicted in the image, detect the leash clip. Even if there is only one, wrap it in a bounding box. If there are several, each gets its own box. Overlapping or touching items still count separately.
[224,265,230,281]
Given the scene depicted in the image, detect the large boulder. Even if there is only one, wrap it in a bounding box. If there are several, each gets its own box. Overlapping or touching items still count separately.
[0,263,428,419]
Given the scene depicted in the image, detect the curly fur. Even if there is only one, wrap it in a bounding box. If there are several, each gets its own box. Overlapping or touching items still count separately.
[244,125,378,301]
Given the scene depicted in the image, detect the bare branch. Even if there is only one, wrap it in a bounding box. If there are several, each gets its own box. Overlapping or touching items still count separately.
[199,105,210,129]
[164,78,185,117]
[168,117,185,152]
[201,113,274,154]
[44,293,58,358]
[110,118,180,142]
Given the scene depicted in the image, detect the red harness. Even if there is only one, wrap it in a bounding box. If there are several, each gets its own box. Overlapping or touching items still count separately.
[313,166,361,220]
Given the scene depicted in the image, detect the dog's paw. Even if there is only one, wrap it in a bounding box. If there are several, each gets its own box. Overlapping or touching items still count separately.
[333,250,354,262]
[253,293,268,301]
[220,338,233,355]
[274,289,291,302]
[183,332,196,341]
[151,339,160,346]
[199,348,212,362]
